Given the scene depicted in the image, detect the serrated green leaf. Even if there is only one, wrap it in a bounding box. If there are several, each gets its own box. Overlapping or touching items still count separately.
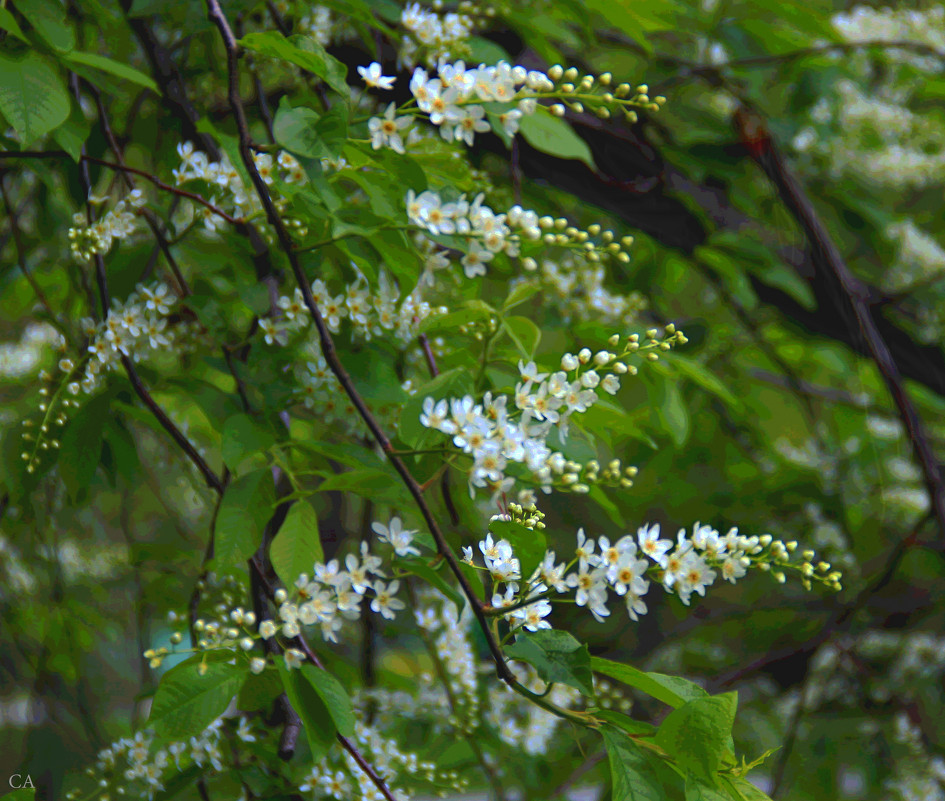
[148,652,247,739]
[300,663,355,737]
[601,728,665,801]
[595,709,657,737]
[518,107,595,169]
[274,97,348,160]
[506,629,594,695]
[270,500,323,588]
[0,51,70,144]
[591,657,709,708]
[214,468,276,572]
[51,97,91,162]
[240,32,349,97]
[655,693,738,786]
[501,315,541,359]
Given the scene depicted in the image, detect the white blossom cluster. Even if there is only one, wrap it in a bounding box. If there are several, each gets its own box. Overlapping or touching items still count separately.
[297,715,466,801]
[406,189,541,278]
[884,219,945,293]
[364,59,553,152]
[267,519,413,651]
[792,80,945,188]
[526,256,648,326]
[400,2,476,67]
[419,332,683,497]
[0,322,59,380]
[883,713,945,801]
[486,662,580,755]
[833,5,945,71]
[78,283,182,394]
[87,716,258,801]
[367,591,480,735]
[467,517,841,629]
[265,270,443,346]
[171,142,306,231]
[68,189,146,260]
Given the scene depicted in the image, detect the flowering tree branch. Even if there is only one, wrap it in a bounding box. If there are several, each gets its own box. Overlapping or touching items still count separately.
[203,0,517,687]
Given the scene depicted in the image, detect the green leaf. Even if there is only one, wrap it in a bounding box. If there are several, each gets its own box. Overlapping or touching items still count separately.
[601,728,665,801]
[274,98,348,160]
[316,468,410,505]
[62,51,159,93]
[502,281,542,312]
[501,315,541,359]
[662,356,741,411]
[3,788,36,800]
[595,708,657,737]
[148,652,247,740]
[655,693,738,786]
[487,518,546,583]
[214,468,276,572]
[277,660,336,758]
[518,107,595,169]
[51,97,91,162]
[506,629,594,695]
[240,32,349,97]
[394,557,465,615]
[221,413,275,468]
[591,657,709,708]
[300,663,355,737]
[0,51,70,144]
[722,776,774,801]
[237,666,282,711]
[0,8,28,43]
[18,0,74,51]
[270,500,323,588]
[58,391,110,501]
[655,379,690,448]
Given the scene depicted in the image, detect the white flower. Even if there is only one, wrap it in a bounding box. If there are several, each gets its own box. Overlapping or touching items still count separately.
[236,717,256,743]
[259,620,277,639]
[575,528,596,568]
[284,648,305,670]
[358,62,396,90]
[250,657,267,674]
[461,545,474,564]
[369,103,412,154]
[511,598,552,631]
[372,517,421,557]
[638,523,672,566]
[371,580,405,619]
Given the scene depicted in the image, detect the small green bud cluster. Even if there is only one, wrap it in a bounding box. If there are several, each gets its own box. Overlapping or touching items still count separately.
[544,66,666,123]
[531,217,636,265]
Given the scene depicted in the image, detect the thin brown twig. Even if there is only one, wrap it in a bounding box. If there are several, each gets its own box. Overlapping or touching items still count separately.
[736,108,945,545]
[88,84,192,296]
[0,150,243,225]
[69,73,225,497]
[204,0,515,688]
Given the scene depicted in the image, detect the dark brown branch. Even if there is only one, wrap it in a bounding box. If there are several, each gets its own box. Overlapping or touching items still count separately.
[736,108,945,544]
[69,72,225,496]
[204,0,515,687]
[418,333,460,526]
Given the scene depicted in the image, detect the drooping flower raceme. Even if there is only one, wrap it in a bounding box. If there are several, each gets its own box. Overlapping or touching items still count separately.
[419,328,686,497]
[468,505,843,632]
